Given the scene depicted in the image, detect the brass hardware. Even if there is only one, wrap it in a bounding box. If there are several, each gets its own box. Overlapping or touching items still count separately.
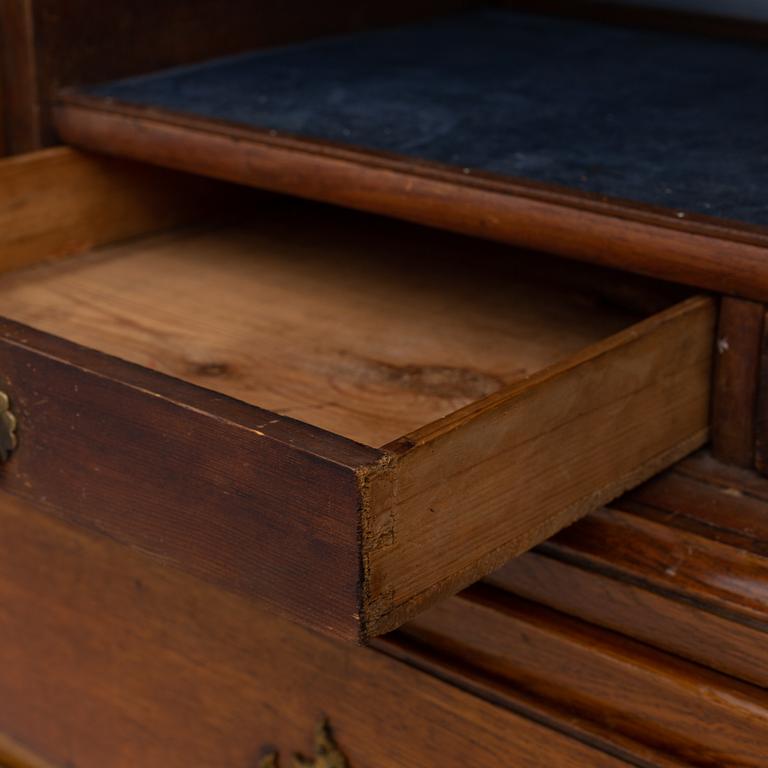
[0,392,17,462]
[260,720,349,768]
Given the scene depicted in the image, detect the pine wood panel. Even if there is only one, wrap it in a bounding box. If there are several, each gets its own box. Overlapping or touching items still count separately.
[0,490,627,768]
[0,216,641,446]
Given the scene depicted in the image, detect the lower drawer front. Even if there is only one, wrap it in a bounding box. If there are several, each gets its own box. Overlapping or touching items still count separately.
[0,491,624,768]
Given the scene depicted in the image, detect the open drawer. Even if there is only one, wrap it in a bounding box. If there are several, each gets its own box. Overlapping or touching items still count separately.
[0,148,715,641]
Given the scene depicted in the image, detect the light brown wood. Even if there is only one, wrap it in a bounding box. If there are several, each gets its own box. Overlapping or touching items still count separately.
[0,216,642,446]
[364,297,715,634]
[0,147,220,274]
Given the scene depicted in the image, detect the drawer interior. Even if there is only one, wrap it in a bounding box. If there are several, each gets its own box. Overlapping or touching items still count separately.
[0,201,661,447]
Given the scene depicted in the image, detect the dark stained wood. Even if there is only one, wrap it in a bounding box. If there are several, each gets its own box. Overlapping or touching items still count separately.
[711,297,764,467]
[496,0,768,44]
[489,549,768,689]
[754,310,768,475]
[485,451,768,687]
[0,490,627,768]
[1,0,472,151]
[0,0,40,153]
[53,96,768,302]
[398,586,768,768]
[0,318,383,642]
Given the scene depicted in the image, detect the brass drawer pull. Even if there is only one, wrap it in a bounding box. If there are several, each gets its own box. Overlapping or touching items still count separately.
[260,720,348,768]
[0,392,17,462]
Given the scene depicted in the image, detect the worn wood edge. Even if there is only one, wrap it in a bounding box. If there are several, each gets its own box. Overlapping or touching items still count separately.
[364,430,707,638]
[52,100,768,301]
[0,319,387,642]
[359,298,715,637]
[711,297,765,467]
[391,296,713,448]
[0,733,55,768]
[0,317,382,470]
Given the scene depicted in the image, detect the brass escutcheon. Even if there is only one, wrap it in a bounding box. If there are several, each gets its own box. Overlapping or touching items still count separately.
[0,391,17,462]
[260,720,349,768]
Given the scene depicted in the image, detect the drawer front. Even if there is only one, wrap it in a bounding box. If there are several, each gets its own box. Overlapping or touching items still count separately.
[0,491,627,768]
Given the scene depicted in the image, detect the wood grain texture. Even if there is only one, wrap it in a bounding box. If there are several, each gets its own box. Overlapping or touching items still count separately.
[404,587,768,766]
[0,216,641,446]
[754,310,768,475]
[0,490,627,768]
[0,148,715,639]
[486,451,768,687]
[711,297,764,467]
[0,318,383,641]
[399,586,768,768]
[53,98,768,301]
[364,296,715,635]
[0,147,223,273]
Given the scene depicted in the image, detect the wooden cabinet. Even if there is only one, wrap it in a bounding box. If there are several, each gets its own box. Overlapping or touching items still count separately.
[2,2,768,766]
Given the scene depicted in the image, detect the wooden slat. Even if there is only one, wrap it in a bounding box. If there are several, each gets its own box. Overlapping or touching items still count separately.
[0,215,642,448]
[754,310,768,475]
[400,587,768,768]
[711,297,764,467]
[53,98,768,302]
[0,147,222,273]
[629,469,768,553]
[0,318,383,642]
[363,296,715,635]
[0,490,627,768]
[489,548,768,689]
[8,0,471,147]
[486,452,768,687]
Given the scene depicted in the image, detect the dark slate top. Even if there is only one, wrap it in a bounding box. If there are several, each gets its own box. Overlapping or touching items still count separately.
[85,8,768,226]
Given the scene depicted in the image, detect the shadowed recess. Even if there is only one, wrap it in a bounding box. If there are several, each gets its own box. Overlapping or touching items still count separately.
[83,7,768,226]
